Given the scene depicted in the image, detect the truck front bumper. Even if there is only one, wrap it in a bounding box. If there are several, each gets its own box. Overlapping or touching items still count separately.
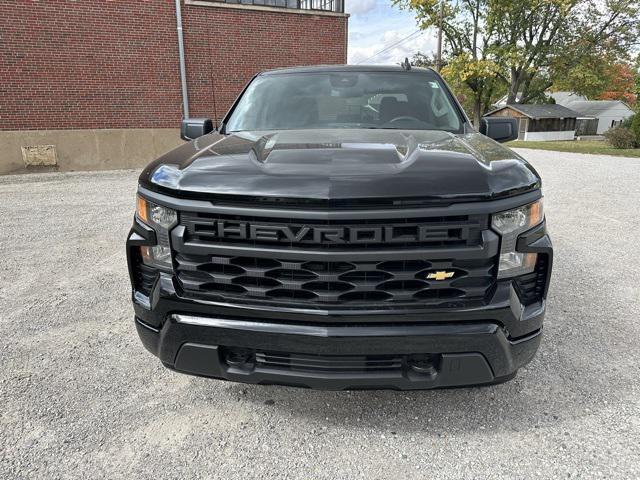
[135,308,542,390]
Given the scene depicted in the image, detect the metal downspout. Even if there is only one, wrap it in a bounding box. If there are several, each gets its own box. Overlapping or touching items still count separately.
[175,0,189,118]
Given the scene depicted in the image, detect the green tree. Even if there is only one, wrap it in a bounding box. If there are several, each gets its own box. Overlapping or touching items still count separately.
[396,0,507,126]
[413,51,508,118]
[412,52,437,68]
[440,53,506,125]
[488,0,575,103]
[550,53,614,99]
[395,0,640,110]
[489,0,639,103]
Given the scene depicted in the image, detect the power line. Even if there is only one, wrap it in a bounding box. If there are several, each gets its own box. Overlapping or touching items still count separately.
[356,29,424,65]
[356,29,423,64]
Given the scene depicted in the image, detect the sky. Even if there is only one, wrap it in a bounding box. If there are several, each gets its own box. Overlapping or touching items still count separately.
[346,0,437,65]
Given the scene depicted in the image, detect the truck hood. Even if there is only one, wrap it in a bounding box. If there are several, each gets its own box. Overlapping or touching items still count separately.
[140,129,540,201]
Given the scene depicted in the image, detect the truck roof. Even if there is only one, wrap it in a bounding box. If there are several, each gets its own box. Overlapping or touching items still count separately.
[260,64,436,76]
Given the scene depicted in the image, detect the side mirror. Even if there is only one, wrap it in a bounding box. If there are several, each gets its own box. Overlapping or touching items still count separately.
[181,118,214,141]
[479,117,518,143]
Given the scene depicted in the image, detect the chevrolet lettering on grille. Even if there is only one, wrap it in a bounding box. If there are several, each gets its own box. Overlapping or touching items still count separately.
[199,220,464,245]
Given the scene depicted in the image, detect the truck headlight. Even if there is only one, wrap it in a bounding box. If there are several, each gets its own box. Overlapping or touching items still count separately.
[491,199,543,278]
[136,194,177,271]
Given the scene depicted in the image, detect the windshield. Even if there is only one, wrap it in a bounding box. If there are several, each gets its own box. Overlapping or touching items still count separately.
[225,71,463,133]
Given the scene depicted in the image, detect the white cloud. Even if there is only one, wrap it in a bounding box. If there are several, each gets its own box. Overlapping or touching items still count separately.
[346,0,377,15]
[349,28,437,65]
[347,3,437,66]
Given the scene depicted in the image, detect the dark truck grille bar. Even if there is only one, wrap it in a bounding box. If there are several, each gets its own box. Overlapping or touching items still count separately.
[180,211,486,250]
[172,210,498,309]
[255,351,403,373]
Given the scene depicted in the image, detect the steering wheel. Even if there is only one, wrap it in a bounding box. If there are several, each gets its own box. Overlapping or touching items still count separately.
[387,115,421,124]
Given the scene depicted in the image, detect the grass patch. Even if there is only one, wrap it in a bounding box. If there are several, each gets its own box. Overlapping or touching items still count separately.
[507,140,640,158]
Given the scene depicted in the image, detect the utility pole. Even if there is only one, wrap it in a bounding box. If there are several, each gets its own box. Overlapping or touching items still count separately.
[175,0,189,118]
[436,1,444,72]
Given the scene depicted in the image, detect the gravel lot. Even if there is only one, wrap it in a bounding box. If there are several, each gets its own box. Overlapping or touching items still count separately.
[1,149,639,479]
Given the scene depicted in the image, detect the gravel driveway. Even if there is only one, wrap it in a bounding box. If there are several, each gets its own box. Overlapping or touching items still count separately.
[1,149,639,479]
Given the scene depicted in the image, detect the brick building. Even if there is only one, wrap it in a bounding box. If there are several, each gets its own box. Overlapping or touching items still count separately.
[0,0,348,174]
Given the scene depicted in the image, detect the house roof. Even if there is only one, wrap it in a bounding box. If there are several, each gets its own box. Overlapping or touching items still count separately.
[548,91,587,106]
[564,100,634,117]
[486,104,581,120]
[493,91,587,107]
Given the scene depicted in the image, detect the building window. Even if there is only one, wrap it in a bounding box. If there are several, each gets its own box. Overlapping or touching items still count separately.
[216,0,344,12]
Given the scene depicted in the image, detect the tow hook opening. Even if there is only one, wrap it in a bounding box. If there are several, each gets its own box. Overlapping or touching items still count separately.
[405,354,441,379]
[222,347,256,371]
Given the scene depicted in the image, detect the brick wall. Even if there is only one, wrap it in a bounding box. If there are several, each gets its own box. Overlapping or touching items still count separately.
[0,0,347,131]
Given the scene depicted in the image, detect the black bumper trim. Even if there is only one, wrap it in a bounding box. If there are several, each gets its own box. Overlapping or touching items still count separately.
[173,344,496,390]
[173,314,500,337]
[135,315,542,390]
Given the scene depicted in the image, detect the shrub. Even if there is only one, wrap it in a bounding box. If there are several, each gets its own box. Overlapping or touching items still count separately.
[603,126,637,149]
[621,113,634,129]
[630,113,640,145]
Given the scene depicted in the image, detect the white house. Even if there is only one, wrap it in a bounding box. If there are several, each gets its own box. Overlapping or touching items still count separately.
[484,104,580,141]
[565,100,635,134]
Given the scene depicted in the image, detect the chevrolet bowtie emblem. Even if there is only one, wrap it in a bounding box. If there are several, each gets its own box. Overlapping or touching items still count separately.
[427,271,455,281]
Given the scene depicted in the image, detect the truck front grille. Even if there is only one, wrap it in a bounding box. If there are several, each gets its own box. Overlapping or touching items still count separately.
[173,209,497,310]
[175,253,496,308]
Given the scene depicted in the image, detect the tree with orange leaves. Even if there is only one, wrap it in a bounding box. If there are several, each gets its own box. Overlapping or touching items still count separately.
[599,63,637,105]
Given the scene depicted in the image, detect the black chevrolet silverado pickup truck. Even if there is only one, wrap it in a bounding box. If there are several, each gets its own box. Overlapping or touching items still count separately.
[127,65,552,390]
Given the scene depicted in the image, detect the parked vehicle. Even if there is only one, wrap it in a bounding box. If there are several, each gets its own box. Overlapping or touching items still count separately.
[127,65,553,390]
